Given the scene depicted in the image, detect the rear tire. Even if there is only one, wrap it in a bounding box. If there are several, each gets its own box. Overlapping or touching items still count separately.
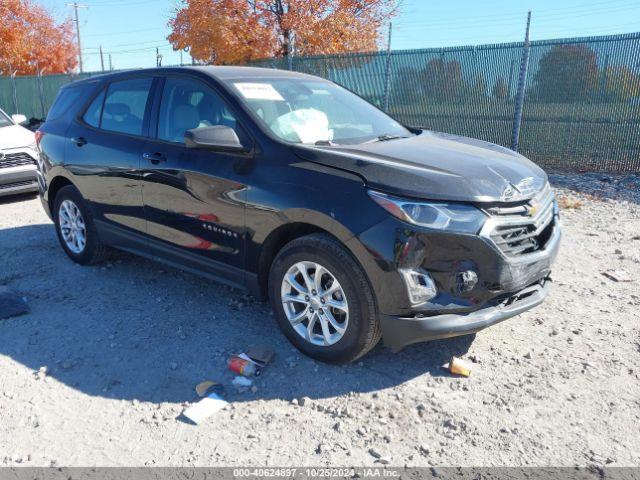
[53,185,108,265]
[268,233,381,364]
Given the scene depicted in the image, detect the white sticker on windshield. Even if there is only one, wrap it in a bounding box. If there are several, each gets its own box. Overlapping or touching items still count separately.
[235,83,284,101]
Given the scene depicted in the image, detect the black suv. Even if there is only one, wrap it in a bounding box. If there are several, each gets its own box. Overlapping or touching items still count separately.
[37,67,560,363]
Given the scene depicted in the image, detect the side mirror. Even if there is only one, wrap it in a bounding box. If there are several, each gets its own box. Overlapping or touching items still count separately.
[12,114,27,125]
[184,126,247,153]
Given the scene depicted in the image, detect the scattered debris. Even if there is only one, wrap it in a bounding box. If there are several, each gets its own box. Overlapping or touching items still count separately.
[602,270,633,283]
[557,196,583,210]
[182,392,228,425]
[228,347,274,377]
[368,448,382,459]
[446,356,472,377]
[228,355,259,377]
[245,346,275,366]
[0,287,29,320]
[195,381,224,398]
[231,376,252,388]
[34,366,48,381]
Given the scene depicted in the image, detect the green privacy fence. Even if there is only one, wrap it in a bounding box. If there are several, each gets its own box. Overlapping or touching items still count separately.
[252,32,640,172]
[2,32,640,172]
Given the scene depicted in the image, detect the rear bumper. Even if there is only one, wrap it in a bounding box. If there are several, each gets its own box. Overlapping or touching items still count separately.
[381,278,551,351]
[0,165,38,197]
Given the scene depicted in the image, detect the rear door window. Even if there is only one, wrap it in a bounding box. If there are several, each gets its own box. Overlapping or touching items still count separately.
[101,78,153,136]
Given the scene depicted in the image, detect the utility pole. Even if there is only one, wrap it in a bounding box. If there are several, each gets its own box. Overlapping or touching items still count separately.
[9,64,18,115]
[383,22,393,112]
[99,45,105,72]
[37,66,48,118]
[511,11,531,152]
[180,50,183,66]
[67,3,88,73]
[287,31,296,71]
[109,53,113,71]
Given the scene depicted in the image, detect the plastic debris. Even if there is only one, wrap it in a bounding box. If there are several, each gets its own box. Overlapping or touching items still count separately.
[447,356,472,377]
[231,376,253,388]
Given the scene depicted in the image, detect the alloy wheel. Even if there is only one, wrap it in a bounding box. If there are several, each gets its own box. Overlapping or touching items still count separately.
[58,199,86,254]
[280,261,349,346]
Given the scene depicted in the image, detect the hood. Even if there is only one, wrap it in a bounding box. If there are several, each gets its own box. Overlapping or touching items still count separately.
[0,124,35,150]
[292,130,548,203]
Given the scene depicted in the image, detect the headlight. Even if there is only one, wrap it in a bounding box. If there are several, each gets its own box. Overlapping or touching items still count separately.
[368,190,486,234]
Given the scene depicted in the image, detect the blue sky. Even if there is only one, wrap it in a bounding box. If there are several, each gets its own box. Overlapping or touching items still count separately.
[42,0,640,73]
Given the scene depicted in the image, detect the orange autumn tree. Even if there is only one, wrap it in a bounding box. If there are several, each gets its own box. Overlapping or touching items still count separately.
[168,0,397,65]
[0,0,77,76]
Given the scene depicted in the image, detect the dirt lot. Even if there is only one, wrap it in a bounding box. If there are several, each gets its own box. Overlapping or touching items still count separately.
[0,174,639,467]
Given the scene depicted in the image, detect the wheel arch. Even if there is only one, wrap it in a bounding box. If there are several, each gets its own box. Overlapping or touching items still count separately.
[47,175,75,217]
[257,222,326,298]
[254,207,368,298]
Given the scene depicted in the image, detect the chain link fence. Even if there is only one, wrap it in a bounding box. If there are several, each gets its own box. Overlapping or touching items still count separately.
[2,32,640,172]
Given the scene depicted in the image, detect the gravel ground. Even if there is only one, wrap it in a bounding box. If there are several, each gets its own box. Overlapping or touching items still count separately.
[0,174,639,467]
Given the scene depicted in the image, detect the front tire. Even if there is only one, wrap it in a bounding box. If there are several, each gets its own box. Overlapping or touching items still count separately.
[269,233,381,364]
[53,185,108,265]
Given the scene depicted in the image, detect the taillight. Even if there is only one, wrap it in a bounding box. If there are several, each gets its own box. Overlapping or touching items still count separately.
[35,130,44,148]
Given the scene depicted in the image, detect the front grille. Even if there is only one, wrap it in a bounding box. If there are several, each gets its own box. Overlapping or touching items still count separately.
[0,180,37,190]
[484,184,556,257]
[0,152,36,169]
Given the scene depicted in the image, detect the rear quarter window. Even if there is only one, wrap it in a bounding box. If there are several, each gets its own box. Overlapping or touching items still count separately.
[47,83,95,121]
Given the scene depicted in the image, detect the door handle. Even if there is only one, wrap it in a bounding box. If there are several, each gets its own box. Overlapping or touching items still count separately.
[143,152,166,165]
[71,137,87,147]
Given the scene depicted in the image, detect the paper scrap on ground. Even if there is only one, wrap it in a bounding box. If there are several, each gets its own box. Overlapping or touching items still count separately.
[183,393,228,425]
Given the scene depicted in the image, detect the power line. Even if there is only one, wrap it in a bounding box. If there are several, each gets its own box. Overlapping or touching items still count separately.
[394,0,640,29]
[84,38,172,50]
[83,26,166,38]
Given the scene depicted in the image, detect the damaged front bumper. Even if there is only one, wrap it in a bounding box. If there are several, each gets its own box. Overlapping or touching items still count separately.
[354,205,561,351]
[380,278,551,351]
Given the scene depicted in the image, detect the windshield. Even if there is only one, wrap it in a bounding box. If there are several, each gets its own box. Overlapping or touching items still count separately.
[0,109,13,128]
[228,78,411,145]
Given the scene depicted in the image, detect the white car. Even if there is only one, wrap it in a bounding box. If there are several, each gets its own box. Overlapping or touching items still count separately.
[0,108,39,197]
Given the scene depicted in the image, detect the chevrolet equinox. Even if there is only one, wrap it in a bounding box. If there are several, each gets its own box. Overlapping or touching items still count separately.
[37,67,561,363]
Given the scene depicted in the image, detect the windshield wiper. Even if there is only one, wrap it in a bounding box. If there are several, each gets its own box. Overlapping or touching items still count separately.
[377,134,409,142]
[314,140,336,146]
[363,134,409,144]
